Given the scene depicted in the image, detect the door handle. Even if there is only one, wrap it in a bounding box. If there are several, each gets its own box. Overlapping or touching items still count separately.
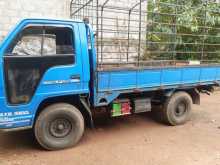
[70,75,81,82]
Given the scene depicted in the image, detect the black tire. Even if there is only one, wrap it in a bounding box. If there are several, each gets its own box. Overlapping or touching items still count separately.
[34,103,84,150]
[161,92,192,126]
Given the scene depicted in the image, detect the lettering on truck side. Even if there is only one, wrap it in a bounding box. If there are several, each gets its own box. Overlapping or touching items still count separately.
[0,111,31,127]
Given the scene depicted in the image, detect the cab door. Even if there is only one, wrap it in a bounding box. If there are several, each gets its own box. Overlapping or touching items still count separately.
[3,23,84,105]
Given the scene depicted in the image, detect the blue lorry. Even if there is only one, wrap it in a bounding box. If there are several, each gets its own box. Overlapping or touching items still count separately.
[0,18,219,150]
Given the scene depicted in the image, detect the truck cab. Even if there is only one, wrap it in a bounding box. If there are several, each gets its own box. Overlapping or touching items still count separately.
[0,19,94,149]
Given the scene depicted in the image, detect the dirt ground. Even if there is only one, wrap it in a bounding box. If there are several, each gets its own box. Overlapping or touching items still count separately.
[0,92,220,165]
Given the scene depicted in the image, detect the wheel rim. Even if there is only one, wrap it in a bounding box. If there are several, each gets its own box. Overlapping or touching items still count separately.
[174,101,187,117]
[49,118,72,138]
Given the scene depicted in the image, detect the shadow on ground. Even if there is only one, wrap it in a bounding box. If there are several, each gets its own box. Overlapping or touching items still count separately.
[0,112,159,153]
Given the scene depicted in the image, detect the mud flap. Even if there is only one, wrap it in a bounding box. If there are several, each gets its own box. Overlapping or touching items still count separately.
[80,96,94,128]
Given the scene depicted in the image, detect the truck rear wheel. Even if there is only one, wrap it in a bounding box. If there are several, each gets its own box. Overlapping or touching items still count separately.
[161,92,192,126]
[34,103,84,150]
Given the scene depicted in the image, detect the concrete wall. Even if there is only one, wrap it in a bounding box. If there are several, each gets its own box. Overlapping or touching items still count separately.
[71,0,147,62]
[0,0,71,42]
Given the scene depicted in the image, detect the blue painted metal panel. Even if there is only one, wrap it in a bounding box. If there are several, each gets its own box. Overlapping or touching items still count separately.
[181,67,200,84]
[200,67,217,82]
[216,68,220,80]
[161,68,182,85]
[109,71,137,90]
[96,66,220,106]
[137,70,161,88]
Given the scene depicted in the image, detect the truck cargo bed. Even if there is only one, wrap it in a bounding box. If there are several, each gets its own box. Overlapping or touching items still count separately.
[97,64,220,93]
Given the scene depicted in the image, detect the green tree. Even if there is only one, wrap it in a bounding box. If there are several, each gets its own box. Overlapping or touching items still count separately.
[145,0,220,61]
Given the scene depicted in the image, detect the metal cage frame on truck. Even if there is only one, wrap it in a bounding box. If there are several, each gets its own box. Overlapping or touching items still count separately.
[70,0,220,69]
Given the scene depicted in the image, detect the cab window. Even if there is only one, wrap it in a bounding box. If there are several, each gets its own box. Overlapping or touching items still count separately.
[6,26,75,58]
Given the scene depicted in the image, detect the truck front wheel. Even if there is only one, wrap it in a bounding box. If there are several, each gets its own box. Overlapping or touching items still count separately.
[34,103,84,150]
[161,92,192,126]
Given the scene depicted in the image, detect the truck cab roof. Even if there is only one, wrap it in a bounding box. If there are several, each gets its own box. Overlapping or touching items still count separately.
[15,18,86,29]
[20,18,84,23]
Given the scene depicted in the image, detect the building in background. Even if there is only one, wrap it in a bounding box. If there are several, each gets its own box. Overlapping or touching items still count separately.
[0,0,71,41]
